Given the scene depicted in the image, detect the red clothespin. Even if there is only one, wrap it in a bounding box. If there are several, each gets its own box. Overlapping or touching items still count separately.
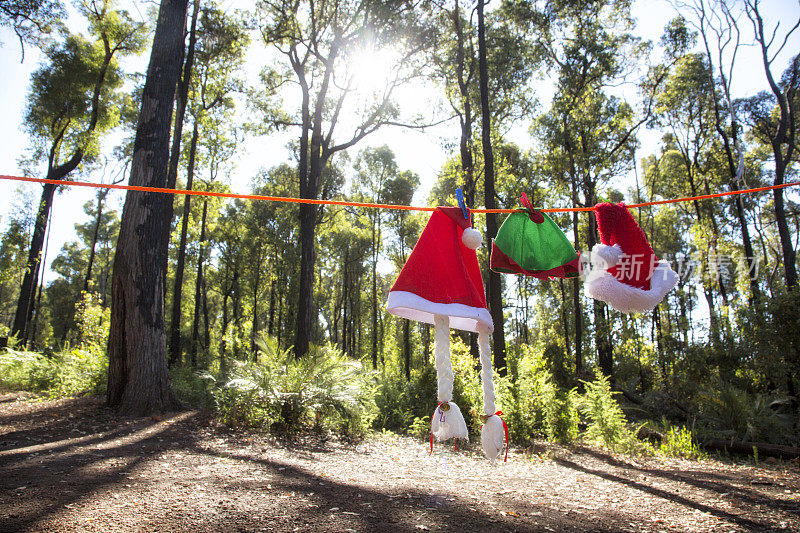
[520,193,544,223]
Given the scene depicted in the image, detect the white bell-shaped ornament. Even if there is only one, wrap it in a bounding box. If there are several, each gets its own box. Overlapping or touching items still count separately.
[481,414,506,463]
[431,401,469,442]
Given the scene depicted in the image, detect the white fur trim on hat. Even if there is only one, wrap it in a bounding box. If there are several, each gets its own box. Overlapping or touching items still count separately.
[585,257,679,313]
[386,290,494,333]
[462,227,482,250]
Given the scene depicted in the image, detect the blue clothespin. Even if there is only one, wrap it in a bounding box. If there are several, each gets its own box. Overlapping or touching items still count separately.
[456,188,469,219]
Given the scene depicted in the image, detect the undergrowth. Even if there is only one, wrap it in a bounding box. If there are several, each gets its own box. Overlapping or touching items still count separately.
[209,337,375,437]
[0,292,108,397]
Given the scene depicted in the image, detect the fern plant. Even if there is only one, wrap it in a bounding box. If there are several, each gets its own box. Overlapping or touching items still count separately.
[579,369,637,452]
[214,337,372,435]
[541,371,579,444]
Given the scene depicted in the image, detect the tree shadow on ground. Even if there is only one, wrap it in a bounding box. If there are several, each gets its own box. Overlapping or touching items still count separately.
[1,396,797,532]
[0,397,200,531]
[571,444,796,511]
[554,456,779,531]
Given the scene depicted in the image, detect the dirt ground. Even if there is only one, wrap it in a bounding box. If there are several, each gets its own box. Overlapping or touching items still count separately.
[1,394,799,532]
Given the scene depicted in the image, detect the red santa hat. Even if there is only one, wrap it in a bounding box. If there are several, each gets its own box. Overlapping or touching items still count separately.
[387,206,493,333]
[584,202,679,313]
[388,206,499,455]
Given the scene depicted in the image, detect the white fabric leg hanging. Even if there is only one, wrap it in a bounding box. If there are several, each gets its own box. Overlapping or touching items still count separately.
[430,314,468,443]
[478,325,506,462]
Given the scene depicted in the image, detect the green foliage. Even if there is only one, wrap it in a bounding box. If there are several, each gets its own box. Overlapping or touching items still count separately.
[579,370,640,453]
[542,378,579,444]
[371,364,437,434]
[0,190,34,328]
[0,0,64,52]
[24,1,146,168]
[170,364,216,409]
[74,291,109,346]
[502,344,546,441]
[0,290,108,397]
[696,381,796,445]
[212,337,373,436]
[0,346,107,397]
[658,424,704,460]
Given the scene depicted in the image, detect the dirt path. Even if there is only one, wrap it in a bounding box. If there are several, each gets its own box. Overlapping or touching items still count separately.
[1,394,798,532]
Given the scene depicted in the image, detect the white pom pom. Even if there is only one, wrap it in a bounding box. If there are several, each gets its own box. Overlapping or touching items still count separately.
[591,243,623,270]
[462,227,482,250]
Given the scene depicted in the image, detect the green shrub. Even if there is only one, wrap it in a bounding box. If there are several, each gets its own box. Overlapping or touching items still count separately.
[408,415,432,439]
[0,345,106,397]
[213,337,373,436]
[542,377,579,444]
[658,425,705,460]
[504,344,550,442]
[0,292,109,397]
[579,369,641,453]
[170,364,216,408]
[695,381,795,445]
[74,292,109,347]
[371,364,437,433]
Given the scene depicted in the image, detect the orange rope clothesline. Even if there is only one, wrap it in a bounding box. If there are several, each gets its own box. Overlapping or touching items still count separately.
[1,174,799,214]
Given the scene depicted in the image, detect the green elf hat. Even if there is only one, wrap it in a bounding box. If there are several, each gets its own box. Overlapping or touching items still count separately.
[490,193,580,279]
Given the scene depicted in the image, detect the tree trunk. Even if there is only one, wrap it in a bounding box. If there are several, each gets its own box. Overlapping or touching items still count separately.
[477,0,506,375]
[165,0,199,191]
[220,278,230,376]
[168,119,199,366]
[276,283,283,350]
[161,0,200,298]
[342,251,349,356]
[12,183,56,340]
[106,0,189,416]
[371,221,378,370]
[28,210,52,348]
[595,301,613,378]
[268,277,276,336]
[559,279,572,365]
[294,55,315,359]
[191,257,204,366]
[83,191,107,293]
[295,202,316,357]
[403,319,411,381]
[453,0,475,205]
[773,154,798,288]
[232,261,241,359]
[251,245,262,357]
[202,274,210,352]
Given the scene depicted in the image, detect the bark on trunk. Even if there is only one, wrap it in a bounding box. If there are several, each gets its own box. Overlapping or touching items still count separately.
[559,279,572,364]
[83,191,107,293]
[12,183,56,340]
[161,0,200,291]
[168,119,199,366]
[295,202,316,357]
[773,161,798,288]
[251,246,262,358]
[371,221,379,370]
[106,0,188,416]
[190,198,208,367]
[403,319,411,381]
[268,277,276,336]
[477,0,506,375]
